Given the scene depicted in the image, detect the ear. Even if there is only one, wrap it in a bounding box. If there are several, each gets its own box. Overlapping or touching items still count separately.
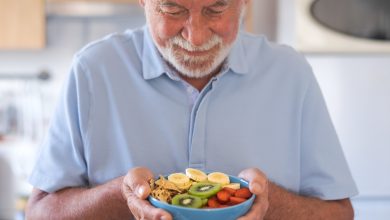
[139,0,146,7]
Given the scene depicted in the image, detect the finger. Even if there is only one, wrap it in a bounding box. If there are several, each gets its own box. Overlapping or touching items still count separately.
[238,168,267,195]
[237,168,269,220]
[123,167,154,199]
[127,193,172,220]
[237,195,269,220]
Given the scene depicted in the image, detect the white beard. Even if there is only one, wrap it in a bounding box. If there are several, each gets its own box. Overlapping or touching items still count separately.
[151,5,246,79]
[156,34,234,79]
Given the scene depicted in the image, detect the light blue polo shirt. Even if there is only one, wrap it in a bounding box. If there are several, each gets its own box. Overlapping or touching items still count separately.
[29,26,358,200]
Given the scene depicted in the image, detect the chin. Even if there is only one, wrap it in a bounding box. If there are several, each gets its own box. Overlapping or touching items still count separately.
[173,61,222,79]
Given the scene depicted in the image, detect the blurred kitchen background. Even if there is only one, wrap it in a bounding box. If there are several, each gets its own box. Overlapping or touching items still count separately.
[0,0,389,219]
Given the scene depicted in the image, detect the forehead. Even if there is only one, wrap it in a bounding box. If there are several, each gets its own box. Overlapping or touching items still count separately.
[152,0,233,7]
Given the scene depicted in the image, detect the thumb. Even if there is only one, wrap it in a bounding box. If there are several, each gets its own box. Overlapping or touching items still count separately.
[238,168,267,195]
[122,167,154,199]
[136,183,151,199]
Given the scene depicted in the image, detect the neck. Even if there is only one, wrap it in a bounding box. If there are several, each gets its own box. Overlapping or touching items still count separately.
[179,74,214,91]
[178,66,222,91]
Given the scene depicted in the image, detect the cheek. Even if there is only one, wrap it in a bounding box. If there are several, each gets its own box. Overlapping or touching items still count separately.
[149,16,183,47]
[217,26,240,45]
[212,16,241,45]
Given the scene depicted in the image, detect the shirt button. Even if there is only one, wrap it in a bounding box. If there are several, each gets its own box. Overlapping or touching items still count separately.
[187,87,195,94]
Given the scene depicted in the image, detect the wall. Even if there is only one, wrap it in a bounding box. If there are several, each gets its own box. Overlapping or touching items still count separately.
[277,0,390,219]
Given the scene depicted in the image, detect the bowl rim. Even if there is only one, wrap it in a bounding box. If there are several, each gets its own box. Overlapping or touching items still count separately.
[148,174,256,212]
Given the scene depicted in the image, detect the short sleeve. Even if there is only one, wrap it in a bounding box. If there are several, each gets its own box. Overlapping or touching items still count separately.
[299,72,358,200]
[29,57,91,193]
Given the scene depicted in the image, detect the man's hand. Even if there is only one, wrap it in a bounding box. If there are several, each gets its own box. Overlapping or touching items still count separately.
[122,167,172,220]
[237,168,269,220]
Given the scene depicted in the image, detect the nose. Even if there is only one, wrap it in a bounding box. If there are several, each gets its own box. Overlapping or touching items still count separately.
[181,14,212,47]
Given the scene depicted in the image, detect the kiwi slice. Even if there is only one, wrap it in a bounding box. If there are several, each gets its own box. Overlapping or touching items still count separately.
[188,182,221,198]
[171,194,203,208]
[201,198,208,206]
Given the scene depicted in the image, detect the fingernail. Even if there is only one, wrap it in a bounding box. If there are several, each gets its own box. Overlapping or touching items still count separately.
[137,186,145,197]
[160,216,168,220]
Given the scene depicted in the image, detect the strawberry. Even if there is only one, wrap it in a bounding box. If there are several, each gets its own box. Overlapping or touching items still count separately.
[216,189,231,204]
[207,196,221,208]
[234,187,252,199]
[229,196,246,205]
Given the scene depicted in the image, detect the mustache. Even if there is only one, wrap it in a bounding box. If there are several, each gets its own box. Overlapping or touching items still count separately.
[168,34,223,52]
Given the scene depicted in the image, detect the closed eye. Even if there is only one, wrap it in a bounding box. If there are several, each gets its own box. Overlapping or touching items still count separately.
[160,2,188,16]
[204,0,229,16]
[205,8,224,15]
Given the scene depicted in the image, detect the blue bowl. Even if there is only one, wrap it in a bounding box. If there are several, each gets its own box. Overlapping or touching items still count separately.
[148,175,255,220]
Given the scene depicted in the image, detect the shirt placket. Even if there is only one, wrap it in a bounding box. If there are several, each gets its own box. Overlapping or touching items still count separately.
[186,86,199,112]
[187,79,217,170]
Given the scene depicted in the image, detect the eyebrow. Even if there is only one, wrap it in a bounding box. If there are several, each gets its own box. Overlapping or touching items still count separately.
[160,1,181,7]
[210,0,229,7]
[159,0,230,8]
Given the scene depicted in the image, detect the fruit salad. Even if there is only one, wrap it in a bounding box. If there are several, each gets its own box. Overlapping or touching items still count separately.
[149,168,252,209]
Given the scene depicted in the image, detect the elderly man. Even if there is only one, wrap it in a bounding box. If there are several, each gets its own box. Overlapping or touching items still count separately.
[26,0,358,219]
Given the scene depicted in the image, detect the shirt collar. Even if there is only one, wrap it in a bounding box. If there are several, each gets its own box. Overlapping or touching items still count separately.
[142,26,169,80]
[141,26,249,80]
[226,31,249,75]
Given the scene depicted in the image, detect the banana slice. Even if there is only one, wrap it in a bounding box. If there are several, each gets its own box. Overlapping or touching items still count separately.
[207,172,230,185]
[168,173,190,188]
[185,168,207,182]
[223,183,241,190]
